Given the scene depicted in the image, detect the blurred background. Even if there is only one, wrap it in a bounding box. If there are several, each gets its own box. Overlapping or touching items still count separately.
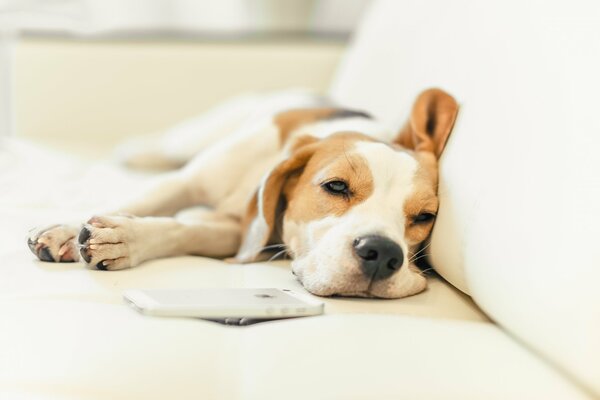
[0,0,369,157]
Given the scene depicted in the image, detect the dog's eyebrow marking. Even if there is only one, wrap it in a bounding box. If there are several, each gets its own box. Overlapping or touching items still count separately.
[310,141,362,186]
[311,168,329,185]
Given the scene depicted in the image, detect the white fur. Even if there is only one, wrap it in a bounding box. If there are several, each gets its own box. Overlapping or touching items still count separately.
[235,173,271,262]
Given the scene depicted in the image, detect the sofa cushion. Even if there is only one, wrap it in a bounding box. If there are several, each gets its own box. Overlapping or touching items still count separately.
[329,0,600,396]
[1,138,589,399]
[0,301,590,400]
[0,137,486,323]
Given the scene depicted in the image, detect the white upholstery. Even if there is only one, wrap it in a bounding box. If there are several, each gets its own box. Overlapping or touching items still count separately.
[330,0,600,396]
[0,139,590,398]
[2,1,598,396]
[0,303,589,400]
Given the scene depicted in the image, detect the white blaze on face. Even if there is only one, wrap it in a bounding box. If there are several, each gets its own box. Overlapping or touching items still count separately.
[348,142,418,253]
[284,141,428,298]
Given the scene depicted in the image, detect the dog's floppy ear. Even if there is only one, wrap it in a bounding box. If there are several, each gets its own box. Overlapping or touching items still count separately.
[395,88,459,159]
[235,136,320,263]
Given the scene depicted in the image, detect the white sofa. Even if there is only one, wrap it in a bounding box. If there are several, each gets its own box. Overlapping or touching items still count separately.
[1,1,598,399]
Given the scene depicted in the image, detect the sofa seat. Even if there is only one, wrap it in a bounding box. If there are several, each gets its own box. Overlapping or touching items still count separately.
[1,139,592,399]
[1,300,588,400]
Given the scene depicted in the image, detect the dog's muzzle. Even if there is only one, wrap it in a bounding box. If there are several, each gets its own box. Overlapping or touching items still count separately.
[353,235,404,280]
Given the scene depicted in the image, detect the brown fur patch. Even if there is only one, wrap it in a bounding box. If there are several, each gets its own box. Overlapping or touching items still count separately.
[284,133,376,223]
[236,139,324,261]
[395,88,459,159]
[236,132,376,262]
[403,161,439,246]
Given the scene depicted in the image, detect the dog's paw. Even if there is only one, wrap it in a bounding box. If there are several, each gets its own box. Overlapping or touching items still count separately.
[27,224,80,262]
[77,216,137,271]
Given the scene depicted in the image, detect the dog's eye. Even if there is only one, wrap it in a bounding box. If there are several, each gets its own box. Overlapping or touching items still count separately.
[322,180,349,196]
[412,212,436,224]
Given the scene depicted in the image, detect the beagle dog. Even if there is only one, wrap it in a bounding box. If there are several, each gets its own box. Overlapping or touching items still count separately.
[27,88,458,299]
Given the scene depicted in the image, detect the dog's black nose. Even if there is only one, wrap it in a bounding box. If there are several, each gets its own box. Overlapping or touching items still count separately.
[353,235,404,280]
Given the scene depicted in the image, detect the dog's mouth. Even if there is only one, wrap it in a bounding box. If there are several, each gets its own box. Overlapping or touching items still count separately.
[292,260,387,298]
[327,278,386,298]
[330,291,375,298]
[300,279,384,298]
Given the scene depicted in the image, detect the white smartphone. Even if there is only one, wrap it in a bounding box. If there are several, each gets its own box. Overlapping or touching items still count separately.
[123,288,324,319]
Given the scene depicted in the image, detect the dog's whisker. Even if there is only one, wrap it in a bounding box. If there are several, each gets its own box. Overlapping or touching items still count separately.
[413,241,431,256]
[408,242,431,262]
[261,243,287,252]
[268,249,290,262]
[414,267,435,277]
[409,253,430,263]
[409,251,427,263]
[419,241,432,253]
[409,253,431,264]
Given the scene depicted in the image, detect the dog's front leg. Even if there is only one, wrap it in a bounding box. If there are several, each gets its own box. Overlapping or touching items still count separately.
[27,169,201,263]
[28,115,278,265]
[75,212,241,270]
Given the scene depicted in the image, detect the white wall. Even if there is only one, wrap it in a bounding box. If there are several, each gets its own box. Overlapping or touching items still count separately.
[13,37,344,157]
[0,32,14,136]
[0,0,369,35]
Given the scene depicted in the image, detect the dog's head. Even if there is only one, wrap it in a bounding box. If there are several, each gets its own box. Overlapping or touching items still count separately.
[236,89,458,298]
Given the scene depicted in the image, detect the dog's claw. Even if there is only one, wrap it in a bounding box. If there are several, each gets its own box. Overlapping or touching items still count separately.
[29,218,132,270]
[38,247,55,262]
[80,245,92,263]
[78,227,91,245]
[78,226,93,262]
[96,261,107,271]
[27,238,36,253]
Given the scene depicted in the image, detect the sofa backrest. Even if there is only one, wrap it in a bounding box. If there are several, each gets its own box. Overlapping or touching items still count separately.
[329,0,600,396]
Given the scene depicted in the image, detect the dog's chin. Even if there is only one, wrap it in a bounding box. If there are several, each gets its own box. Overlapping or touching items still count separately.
[295,278,363,298]
[301,283,426,299]
[291,254,428,299]
[291,256,368,297]
[367,270,428,299]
